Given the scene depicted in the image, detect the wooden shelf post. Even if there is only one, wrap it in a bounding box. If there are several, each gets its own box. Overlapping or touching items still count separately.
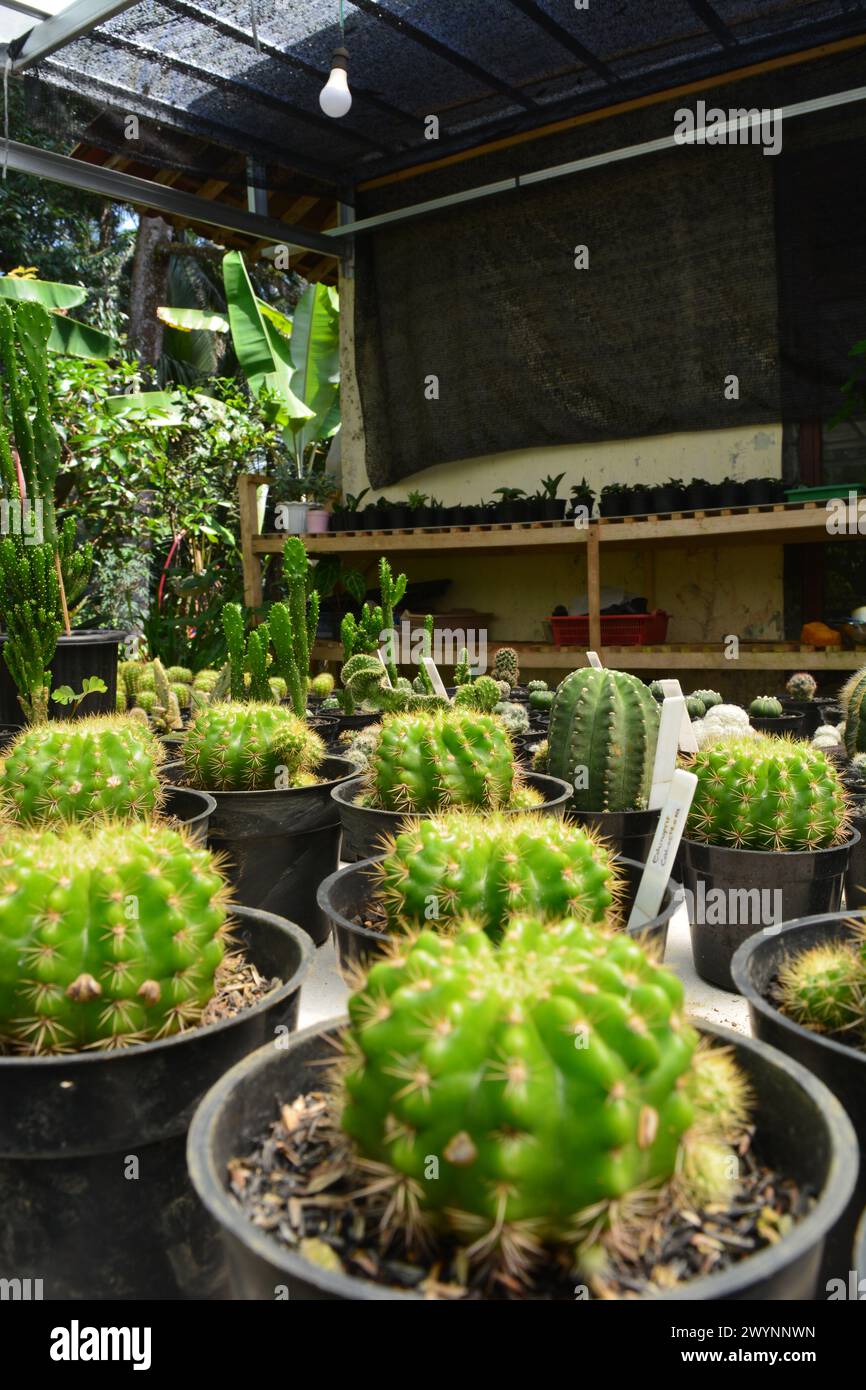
[587,522,601,653]
[239,474,264,609]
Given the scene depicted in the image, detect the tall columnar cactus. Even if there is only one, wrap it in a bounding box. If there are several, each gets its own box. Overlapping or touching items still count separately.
[454,647,472,686]
[376,809,620,940]
[787,672,817,702]
[686,734,848,851]
[841,668,866,756]
[0,540,60,723]
[271,537,320,717]
[547,667,660,813]
[365,710,516,813]
[492,646,519,690]
[749,696,783,718]
[452,675,500,713]
[339,914,745,1261]
[182,702,324,792]
[0,820,228,1053]
[414,613,435,694]
[151,657,183,731]
[378,556,407,686]
[0,715,164,825]
[222,603,247,702]
[339,604,384,713]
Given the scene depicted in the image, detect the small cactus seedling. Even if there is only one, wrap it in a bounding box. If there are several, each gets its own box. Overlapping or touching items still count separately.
[686,734,848,851]
[547,667,659,813]
[492,647,519,690]
[376,809,620,941]
[749,696,783,718]
[529,688,554,713]
[786,672,817,702]
[493,700,529,734]
[183,702,325,792]
[363,709,517,813]
[452,675,500,713]
[526,679,548,694]
[0,820,228,1052]
[689,689,723,710]
[776,942,865,1039]
[310,672,335,699]
[0,715,164,825]
[338,914,748,1270]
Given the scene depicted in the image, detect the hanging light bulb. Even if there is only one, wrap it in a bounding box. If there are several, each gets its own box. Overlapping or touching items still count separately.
[319,46,352,118]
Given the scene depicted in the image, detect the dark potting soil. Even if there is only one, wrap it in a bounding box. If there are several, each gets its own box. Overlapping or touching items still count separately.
[229,1090,813,1300]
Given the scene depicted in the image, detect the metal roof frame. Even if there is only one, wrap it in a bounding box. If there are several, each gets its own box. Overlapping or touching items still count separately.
[5,0,139,69]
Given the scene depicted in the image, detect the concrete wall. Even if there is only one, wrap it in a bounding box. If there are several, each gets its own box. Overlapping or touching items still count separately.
[338,268,785,653]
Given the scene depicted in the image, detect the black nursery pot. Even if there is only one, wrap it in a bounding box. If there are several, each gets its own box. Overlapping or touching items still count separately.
[780,698,823,737]
[818,701,844,728]
[183,755,356,944]
[0,721,21,751]
[318,852,679,979]
[543,497,567,520]
[627,486,651,515]
[0,904,312,1301]
[844,804,866,910]
[717,480,745,507]
[744,478,775,505]
[732,912,866,1284]
[161,781,217,845]
[679,831,858,992]
[650,486,683,514]
[684,481,714,509]
[750,712,806,737]
[567,805,660,867]
[0,628,126,724]
[187,1019,856,1301]
[331,770,572,863]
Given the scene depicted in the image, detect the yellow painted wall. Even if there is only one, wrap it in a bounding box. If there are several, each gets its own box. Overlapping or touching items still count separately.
[338,270,785,654]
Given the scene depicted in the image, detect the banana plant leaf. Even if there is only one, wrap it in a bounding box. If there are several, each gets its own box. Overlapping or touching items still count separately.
[104,392,184,424]
[222,250,313,427]
[46,314,119,360]
[157,305,230,333]
[0,275,87,309]
[286,283,340,460]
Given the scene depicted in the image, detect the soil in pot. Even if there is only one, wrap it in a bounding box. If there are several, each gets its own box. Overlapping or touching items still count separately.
[188,1020,855,1301]
[679,831,858,992]
[332,770,572,863]
[319,852,680,979]
[731,911,866,1283]
[0,904,312,1300]
[0,629,126,724]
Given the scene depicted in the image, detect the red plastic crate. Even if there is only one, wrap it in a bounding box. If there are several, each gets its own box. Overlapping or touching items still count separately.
[549,611,670,646]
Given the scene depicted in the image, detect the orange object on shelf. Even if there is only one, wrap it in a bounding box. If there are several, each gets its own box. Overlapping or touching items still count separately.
[800,621,841,647]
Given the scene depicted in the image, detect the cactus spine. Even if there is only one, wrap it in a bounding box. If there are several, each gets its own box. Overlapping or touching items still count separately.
[339,914,746,1265]
[0,820,227,1052]
[686,734,848,851]
[0,715,164,825]
[547,667,660,813]
[182,702,324,792]
[376,809,620,941]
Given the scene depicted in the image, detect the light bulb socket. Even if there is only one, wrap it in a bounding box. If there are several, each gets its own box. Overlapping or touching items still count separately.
[330,46,349,72]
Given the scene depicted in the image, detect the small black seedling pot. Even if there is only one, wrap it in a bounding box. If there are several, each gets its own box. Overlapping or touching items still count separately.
[0,905,312,1300]
[187,1020,857,1301]
[318,853,680,979]
[779,698,822,737]
[679,831,858,991]
[331,770,571,862]
[732,912,866,1283]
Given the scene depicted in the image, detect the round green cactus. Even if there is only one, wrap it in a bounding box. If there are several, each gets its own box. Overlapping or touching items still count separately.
[134,690,157,715]
[547,667,660,813]
[376,809,620,941]
[527,679,548,693]
[493,700,529,734]
[166,666,194,684]
[749,695,783,718]
[0,820,228,1053]
[452,675,501,714]
[269,676,288,702]
[776,942,865,1037]
[310,672,335,698]
[171,682,192,710]
[365,709,516,814]
[0,716,164,826]
[685,695,705,719]
[182,702,325,792]
[786,672,817,702]
[340,914,743,1258]
[686,734,849,851]
[138,667,156,692]
[529,688,554,712]
[689,689,722,709]
[193,668,220,691]
[648,680,665,702]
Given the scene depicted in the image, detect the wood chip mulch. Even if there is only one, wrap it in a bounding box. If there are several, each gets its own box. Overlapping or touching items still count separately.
[201,948,282,1026]
[228,1090,814,1300]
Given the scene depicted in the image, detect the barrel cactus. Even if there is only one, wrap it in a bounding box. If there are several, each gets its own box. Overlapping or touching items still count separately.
[786,672,817,702]
[749,696,783,718]
[0,716,164,825]
[529,688,554,713]
[776,941,865,1039]
[338,914,747,1268]
[165,666,194,685]
[547,666,659,813]
[363,709,518,814]
[182,702,324,792]
[0,820,228,1053]
[648,680,665,702]
[527,680,548,694]
[685,695,705,719]
[841,668,866,756]
[689,689,722,710]
[492,647,519,690]
[376,809,620,941]
[686,734,848,851]
[310,672,335,699]
[452,675,500,714]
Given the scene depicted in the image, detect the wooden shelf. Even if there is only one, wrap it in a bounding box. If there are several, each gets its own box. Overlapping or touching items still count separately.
[252,518,585,556]
[312,641,861,672]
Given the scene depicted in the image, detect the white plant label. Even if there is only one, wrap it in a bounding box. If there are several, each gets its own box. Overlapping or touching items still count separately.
[649,695,686,810]
[659,677,699,753]
[422,656,451,701]
[586,650,603,669]
[627,769,698,933]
